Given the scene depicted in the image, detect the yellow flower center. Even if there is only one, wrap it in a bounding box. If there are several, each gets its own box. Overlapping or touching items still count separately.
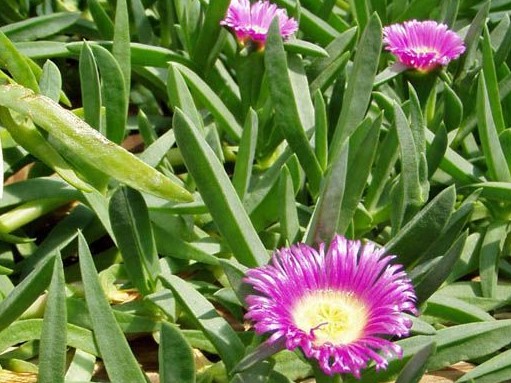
[292,290,368,346]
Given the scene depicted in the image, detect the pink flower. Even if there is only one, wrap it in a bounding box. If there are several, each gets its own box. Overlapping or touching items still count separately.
[244,235,417,377]
[220,0,298,45]
[383,20,465,72]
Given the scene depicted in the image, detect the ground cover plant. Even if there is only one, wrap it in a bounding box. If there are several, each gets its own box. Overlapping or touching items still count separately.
[0,0,510,382]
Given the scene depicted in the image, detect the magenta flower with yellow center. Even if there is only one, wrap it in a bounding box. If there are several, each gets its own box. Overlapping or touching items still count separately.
[244,235,417,377]
[220,0,298,45]
[383,20,465,72]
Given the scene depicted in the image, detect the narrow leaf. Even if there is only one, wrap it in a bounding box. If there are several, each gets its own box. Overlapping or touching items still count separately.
[173,109,268,267]
[330,13,382,154]
[160,273,245,373]
[112,0,130,101]
[91,44,127,144]
[38,256,66,383]
[0,255,54,333]
[385,185,456,267]
[0,30,39,91]
[265,19,322,195]
[109,186,160,296]
[477,75,511,182]
[232,109,258,199]
[79,42,101,132]
[159,322,195,383]
[78,232,147,383]
[480,221,507,298]
[0,84,192,201]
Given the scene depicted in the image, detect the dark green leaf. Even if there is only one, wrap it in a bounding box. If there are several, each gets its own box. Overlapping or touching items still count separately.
[38,256,66,383]
[173,109,268,267]
[78,232,147,382]
[109,186,160,296]
[159,322,195,383]
[160,273,245,373]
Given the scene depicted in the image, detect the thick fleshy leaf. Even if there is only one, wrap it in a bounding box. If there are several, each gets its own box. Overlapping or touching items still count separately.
[0,255,54,332]
[477,75,511,182]
[329,13,382,154]
[456,348,511,383]
[395,340,436,383]
[428,320,511,371]
[232,109,258,199]
[159,272,245,373]
[385,185,456,267]
[0,84,192,202]
[38,256,66,383]
[109,186,160,296]
[112,0,130,101]
[0,30,39,91]
[173,108,268,267]
[79,42,101,132]
[1,12,80,42]
[479,221,507,298]
[159,322,195,383]
[265,20,322,195]
[90,44,127,144]
[78,232,147,382]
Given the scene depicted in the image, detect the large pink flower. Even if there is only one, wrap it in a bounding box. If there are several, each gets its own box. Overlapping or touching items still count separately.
[220,0,298,45]
[383,20,465,72]
[244,235,417,377]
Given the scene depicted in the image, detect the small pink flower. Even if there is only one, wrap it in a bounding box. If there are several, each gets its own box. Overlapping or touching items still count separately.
[383,20,465,72]
[244,235,417,377]
[220,0,298,46]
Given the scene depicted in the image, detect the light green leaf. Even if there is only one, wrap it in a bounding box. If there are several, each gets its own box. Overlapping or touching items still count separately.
[0,84,192,201]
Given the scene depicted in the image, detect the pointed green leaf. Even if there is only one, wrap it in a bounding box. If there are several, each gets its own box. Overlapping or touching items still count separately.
[112,0,130,100]
[330,13,381,154]
[414,231,467,305]
[173,108,268,267]
[159,273,245,373]
[305,141,348,245]
[0,30,39,92]
[279,165,300,244]
[109,186,160,296]
[87,0,114,39]
[91,44,127,144]
[265,20,322,195]
[480,221,507,298]
[338,116,380,234]
[159,322,195,383]
[39,60,62,102]
[0,255,54,333]
[232,109,258,199]
[395,341,436,383]
[38,256,66,383]
[477,75,511,182]
[175,64,242,141]
[192,0,230,71]
[456,348,511,383]
[78,232,147,383]
[79,42,101,132]
[385,185,456,267]
[428,320,511,371]
[0,84,193,201]
[482,25,506,135]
